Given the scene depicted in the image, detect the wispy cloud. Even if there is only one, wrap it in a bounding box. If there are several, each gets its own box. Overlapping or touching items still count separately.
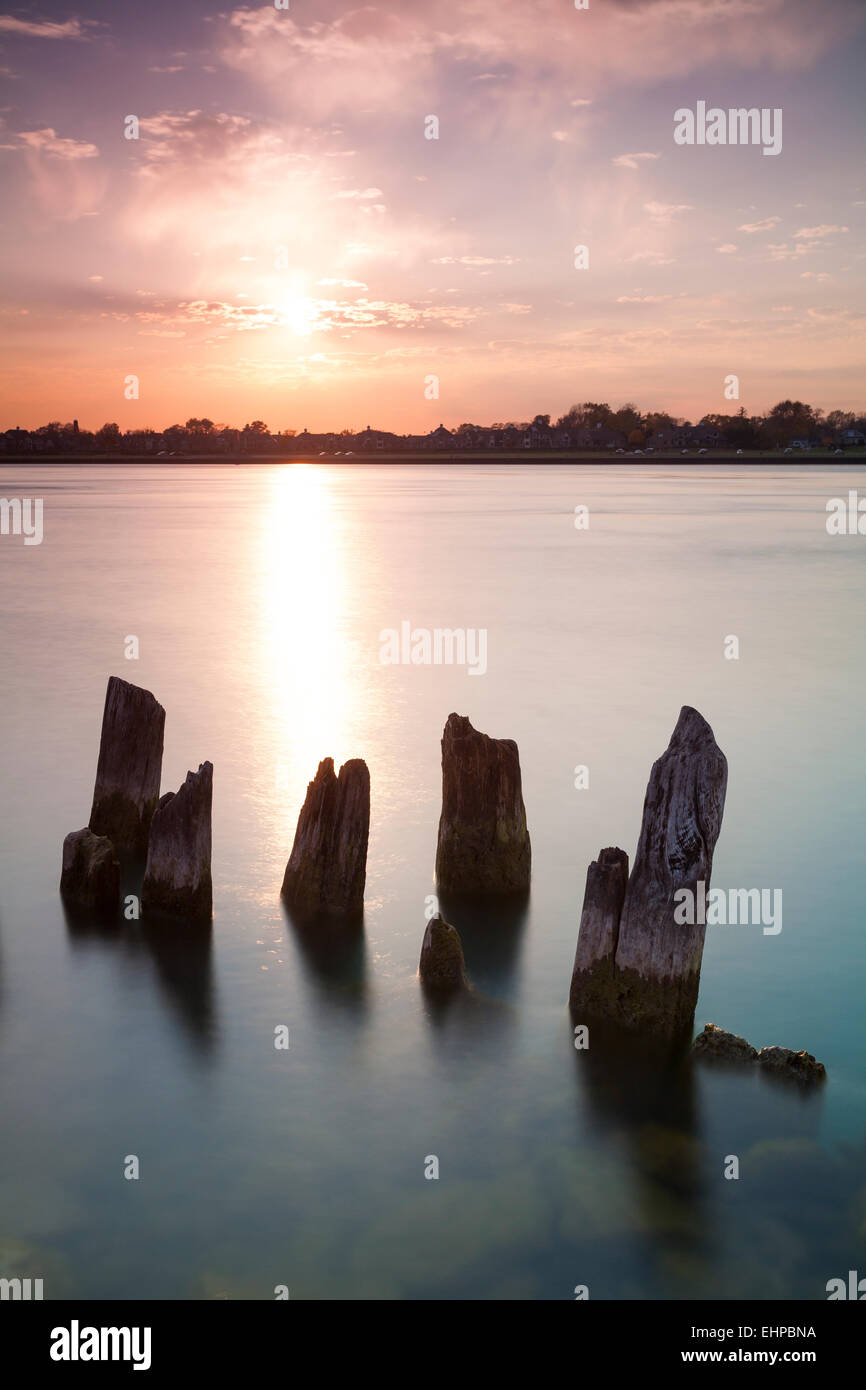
[738,216,782,232]
[432,255,520,266]
[122,295,485,336]
[331,187,383,201]
[616,294,673,303]
[624,250,676,265]
[613,152,660,170]
[15,128,99,159]
[794,224,849,238]
[644,201,693,224]
[0,17,92,40]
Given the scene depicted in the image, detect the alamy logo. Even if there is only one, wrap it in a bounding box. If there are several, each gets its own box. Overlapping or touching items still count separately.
[379,621,487,676]
[0,1276,43,1299]
[826,1270,866,1299]
[50,1320,152,1371]
[674,882,782,936]
[0,496,43,545]
[674,102,782,156]
[826,491,866,535]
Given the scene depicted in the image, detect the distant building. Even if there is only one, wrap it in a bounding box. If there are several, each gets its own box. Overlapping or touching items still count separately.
[428,424,454,449]
[356,425,399,451]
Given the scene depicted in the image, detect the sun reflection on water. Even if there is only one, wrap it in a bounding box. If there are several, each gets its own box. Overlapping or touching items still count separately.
[259,464,356,824]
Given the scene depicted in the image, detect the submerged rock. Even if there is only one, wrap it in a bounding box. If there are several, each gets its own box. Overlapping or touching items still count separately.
[692,1022,757,1063]
[692,1025,826,1084]
[435,713,530,896]
[756,1045,826,1084]
[419,914,468,992]
[60,828,120,915]
[281,757,370,919]
[569,847,629,1013]
[571,706,727,1037]
[88,676,165,854]
[142,762,213,921]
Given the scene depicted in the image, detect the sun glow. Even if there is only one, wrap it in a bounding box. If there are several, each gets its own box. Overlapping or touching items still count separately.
[276,274,316,336]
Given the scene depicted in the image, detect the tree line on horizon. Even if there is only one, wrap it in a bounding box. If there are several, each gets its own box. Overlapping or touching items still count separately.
[2,400,865,453]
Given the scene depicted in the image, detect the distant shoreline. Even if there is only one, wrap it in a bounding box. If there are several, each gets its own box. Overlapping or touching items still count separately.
[2,449,865,467]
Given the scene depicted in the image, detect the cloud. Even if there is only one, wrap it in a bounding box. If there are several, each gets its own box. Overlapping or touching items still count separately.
[613,152,660,170]
[16,128,99,159]
[0,17,91,40]
[766,241,814,260]
[5,126,106,221]
[616,294,672,303]
[216,0,860,124]
[793,224,848,238]
[432,255,520,266]
[331,187,383,200]
[117,109,384,261]
[715,243,738,253]
[644,200,693,223]
[806,305,863,323]
[738,216,782,232]
[624,250,675,265]
[115,294,486,339]
[219,6,441,117]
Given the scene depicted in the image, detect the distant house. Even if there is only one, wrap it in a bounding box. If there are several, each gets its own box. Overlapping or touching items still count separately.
[591,425,628,449]
[667,425,709,448]
[2,428,33,453]
[569,428,596,449]
[453,428,481,449]
[522,422,554,448]
[694,421,724,447]
[293,428,316,453]
[428,424,454,449]
[356,425,398,451]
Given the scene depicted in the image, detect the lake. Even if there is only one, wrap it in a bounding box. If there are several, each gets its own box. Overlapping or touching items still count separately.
[0,461,864,1299]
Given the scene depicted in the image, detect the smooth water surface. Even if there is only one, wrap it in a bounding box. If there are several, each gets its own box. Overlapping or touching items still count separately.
[0,462,864,1299]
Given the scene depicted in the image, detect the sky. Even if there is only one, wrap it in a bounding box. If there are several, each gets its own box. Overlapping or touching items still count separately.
[0,0,864,432]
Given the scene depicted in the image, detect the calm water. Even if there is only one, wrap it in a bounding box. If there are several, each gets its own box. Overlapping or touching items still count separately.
[0,462,864,1300]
